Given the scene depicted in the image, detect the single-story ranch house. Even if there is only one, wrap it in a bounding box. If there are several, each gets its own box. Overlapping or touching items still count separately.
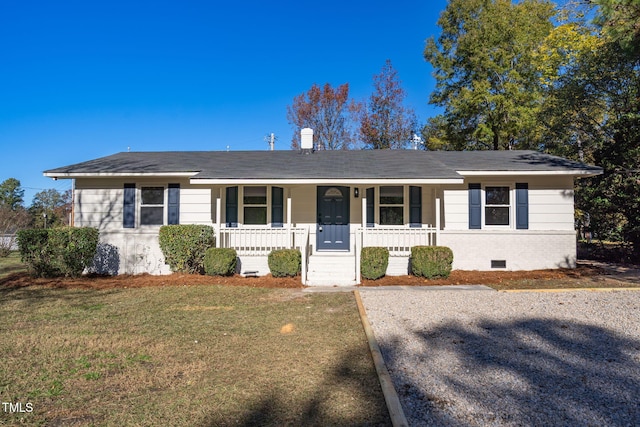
[44,129,602,285]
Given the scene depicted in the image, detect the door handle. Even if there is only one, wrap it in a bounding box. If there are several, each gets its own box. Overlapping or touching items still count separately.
[319,226,323,232]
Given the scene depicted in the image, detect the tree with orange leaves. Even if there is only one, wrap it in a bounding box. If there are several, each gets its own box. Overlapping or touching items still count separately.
[287,83,359,150]
[359,60,417,150]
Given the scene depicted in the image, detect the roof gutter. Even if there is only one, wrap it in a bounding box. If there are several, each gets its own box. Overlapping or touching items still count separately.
[457,170,602,177]
[43,172,198,179]
[190,178,465,185]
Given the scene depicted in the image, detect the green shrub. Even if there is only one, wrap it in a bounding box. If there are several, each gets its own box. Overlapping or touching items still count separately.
[268,249,301,277]
[410,246,453,279]
[17,227,99,278]
[360,247,389,280]
[17,228,54,277]
[159,225,215,274]
[49,227,99,277]
[203,248,237,276]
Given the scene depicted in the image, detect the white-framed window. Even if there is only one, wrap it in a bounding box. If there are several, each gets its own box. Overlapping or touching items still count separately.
[243,186,267,225]
[469,182,529,230]
[484,186,510,226]
[140,186,165,226]
[379,186,404,225]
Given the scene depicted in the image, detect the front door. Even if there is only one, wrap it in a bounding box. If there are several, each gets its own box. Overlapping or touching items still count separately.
[317,186,350,250]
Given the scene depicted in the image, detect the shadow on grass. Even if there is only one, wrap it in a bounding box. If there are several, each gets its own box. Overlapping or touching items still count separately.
[0,277,122,306]
[380,318,640,426]
[199,346,392,427]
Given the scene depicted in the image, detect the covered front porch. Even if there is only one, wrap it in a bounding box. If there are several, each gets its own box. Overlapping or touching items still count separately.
[207,183,443,285]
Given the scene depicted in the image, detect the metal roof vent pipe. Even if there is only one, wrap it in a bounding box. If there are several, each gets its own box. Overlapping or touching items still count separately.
[300,128,314,154]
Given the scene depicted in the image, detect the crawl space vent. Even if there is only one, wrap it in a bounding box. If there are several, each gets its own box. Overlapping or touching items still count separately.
[491,260,507,269]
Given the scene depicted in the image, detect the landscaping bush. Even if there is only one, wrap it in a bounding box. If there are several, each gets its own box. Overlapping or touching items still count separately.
[360,247,389,280]
[203,248,237,276]
[268,249,301,277]
[159,225,215,274]
[17,228,53,277]
[411,246,453,279]
[17,227,99,278]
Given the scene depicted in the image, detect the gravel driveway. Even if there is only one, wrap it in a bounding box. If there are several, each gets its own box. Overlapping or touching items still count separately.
[359,287,640,426]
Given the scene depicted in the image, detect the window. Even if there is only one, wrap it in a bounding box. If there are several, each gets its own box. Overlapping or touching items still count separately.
[485,186,510,226]
[379,186,403,225]
[243,186,267,225]
[140,187,164,225]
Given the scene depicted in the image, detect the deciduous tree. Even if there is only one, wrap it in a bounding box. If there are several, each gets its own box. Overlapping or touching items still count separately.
[0,207,30,256]
[424,0,555,150]
[29,189,71,228]
[539,1,640,253]
[359,60,417,149]
[287,83,359,150]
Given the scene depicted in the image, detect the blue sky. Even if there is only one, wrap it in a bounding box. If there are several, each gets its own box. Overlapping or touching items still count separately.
[1,0,448,205]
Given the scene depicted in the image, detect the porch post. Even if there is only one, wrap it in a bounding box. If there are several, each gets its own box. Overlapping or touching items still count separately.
[435,196,441,246]
[356,196,366,285]
[216,188,222,248]
[355,228,361,284]
[287,190,292,247]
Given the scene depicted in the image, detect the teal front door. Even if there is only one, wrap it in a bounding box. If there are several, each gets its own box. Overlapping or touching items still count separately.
[317,186,350,250]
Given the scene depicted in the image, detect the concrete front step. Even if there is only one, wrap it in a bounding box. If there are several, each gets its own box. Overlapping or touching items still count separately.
[306,254,357,286]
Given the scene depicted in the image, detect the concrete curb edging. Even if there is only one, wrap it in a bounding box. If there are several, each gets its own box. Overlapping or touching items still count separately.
[499,287,640,293]
[354,290,408,427]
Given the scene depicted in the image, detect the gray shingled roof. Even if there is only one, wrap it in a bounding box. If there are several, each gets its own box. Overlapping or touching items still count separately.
[44,149,602,180]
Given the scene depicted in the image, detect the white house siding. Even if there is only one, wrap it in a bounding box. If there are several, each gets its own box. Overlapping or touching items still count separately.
[443,176,575,231]
[180,186,212,225]
[528,176,575,231]
[76,178,213,275]
[74,180,125,230]
[440,175,577,270]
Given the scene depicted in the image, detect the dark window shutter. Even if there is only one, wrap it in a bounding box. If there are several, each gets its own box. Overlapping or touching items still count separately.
[366,187,374,227]
[409,186,422,227]
[226,186,238,227]
[469,183,482,229]
[168,184,180,225]
[271,186,284,227]
[123,183,136,228]
[516,183,529,230]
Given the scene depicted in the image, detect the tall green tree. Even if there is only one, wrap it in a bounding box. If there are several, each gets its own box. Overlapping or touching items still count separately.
[0,178,25,210]
[0,178,28,256]
[359,60,417,149]
[539,1,640,253]
[287,83,360,150]
[424,0,555,150]
[593,0,640,58]
[29,189,71,228]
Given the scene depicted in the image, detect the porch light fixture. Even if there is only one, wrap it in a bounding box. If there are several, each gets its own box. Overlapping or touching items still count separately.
[354,187,359,198]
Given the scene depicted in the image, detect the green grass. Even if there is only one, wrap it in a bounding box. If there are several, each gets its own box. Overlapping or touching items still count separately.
[0,284,390,426]
[0,251,26,279]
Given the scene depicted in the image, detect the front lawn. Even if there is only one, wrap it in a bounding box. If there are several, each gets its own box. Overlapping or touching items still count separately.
[0,252,26,279]
[0,284,390,426]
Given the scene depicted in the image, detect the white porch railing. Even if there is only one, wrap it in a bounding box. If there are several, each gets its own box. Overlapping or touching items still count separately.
[357,225,438,256]
[218,226,309,256]
[218,226,310,284]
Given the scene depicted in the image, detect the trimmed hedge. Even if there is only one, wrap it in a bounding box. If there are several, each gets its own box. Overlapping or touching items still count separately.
[410,246,453,279]
[204,248,237,276]
[17,227,99,278]
[268,249,301,277]
[159,225,215,274]
[361,247,389,280]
